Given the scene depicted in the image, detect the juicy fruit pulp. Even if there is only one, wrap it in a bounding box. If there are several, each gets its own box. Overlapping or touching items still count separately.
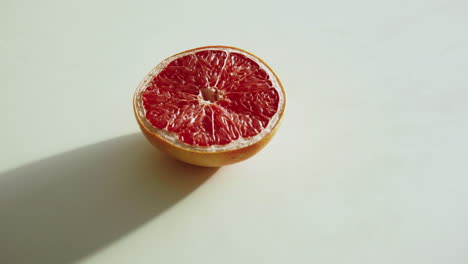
[142,50,280,147]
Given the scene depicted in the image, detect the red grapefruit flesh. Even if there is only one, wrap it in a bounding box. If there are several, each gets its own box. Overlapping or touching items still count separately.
[134,46,285,167]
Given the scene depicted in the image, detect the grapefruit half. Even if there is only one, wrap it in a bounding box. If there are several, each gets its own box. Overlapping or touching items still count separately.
[134,46,285,167]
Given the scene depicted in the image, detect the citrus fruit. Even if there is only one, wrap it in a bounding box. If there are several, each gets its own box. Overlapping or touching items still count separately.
[133,46,285,167]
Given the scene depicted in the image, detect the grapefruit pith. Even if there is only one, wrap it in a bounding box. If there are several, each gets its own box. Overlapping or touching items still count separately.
[134,46,285,167]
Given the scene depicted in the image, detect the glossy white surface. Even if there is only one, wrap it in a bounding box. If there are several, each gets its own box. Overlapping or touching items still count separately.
[1,0,467,263]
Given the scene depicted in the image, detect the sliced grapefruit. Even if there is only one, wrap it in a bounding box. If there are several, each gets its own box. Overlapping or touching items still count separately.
[134,46,285,167]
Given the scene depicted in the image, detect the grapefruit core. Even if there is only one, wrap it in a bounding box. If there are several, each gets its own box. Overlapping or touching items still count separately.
[133,46,286,167]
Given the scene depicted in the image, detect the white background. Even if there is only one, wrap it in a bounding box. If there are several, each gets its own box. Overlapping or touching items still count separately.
[1,0,467,263]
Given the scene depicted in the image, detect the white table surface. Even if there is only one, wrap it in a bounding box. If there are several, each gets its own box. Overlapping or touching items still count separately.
[1,0,467,263]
